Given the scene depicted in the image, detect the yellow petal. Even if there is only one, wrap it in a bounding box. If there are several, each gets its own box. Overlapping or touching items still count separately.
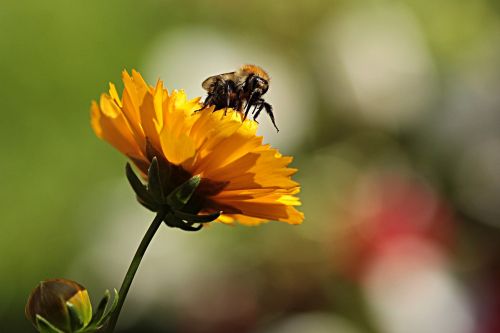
[91,100,143,159]
[139,81,164,152]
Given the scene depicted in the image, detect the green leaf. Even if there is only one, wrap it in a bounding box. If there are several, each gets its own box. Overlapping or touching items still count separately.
[36,315,65,333]
[166,175,201,210]
[147,157,164,202]
[173,210,221,223]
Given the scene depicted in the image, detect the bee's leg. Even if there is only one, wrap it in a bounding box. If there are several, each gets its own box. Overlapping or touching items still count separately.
[263,101,279,132]
[244,92,258,120]
[194,95,212,113]
[243,104,251,120]
[243,101,252,120]
[210,78,226,112]
[224,81,232,115]
[236,90,245,112]
[253,102,265,124]
[234,98,242,113]
[251,103,259,115]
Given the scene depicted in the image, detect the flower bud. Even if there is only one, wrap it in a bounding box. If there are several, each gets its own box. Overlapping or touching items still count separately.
[25,278,92,332]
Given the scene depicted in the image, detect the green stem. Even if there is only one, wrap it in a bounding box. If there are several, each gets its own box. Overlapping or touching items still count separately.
[105,211,166,332]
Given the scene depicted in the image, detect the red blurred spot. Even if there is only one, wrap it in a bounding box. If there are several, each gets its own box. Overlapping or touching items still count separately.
[334,173,456,280]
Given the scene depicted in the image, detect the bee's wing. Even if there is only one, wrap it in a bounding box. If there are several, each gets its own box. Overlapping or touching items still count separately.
[201,76,218,90]
[201,72,236,90]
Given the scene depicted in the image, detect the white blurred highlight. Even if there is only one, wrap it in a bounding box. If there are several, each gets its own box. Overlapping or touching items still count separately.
[143,28,314,152]
[316,4,437,129]
[432,31,500,227]
[260,312,363,333]
[455,137,500,227]
[363,239,475,333]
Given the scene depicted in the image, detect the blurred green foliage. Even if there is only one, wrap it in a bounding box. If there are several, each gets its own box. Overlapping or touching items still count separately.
[2,0,500,332]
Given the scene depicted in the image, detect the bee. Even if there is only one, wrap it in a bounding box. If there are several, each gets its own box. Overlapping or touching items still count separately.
[199,64,279,132]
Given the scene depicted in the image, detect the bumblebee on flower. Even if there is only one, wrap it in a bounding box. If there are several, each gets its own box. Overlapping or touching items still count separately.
[91,69,303,229]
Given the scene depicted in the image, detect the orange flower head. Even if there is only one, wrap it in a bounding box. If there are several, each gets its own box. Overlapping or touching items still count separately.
[91,70,303,227]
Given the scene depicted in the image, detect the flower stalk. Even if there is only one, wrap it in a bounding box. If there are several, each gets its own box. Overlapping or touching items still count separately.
[105,210,166,333]
[106,158,219,332]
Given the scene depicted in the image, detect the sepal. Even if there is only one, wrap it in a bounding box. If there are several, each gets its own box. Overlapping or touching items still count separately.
[125,163,157,211]
[147,157,164,203]
[36,315,65,333]
[125,157,219,232]
[173,210,221,223]
[85,289,119,331]
[166,175,201,210]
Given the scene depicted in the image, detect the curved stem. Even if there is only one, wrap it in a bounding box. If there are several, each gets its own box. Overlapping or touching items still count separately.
[105,211,166,332]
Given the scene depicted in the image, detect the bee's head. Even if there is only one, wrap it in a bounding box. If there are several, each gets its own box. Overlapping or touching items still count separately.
[254,76,269,94]
[245,74,269,96]
[240,64,270,95]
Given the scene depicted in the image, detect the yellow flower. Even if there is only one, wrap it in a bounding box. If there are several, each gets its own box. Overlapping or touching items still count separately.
[91,70,303,226]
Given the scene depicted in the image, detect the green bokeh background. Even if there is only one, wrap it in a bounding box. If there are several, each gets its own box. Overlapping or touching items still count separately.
[2,0,500,332]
